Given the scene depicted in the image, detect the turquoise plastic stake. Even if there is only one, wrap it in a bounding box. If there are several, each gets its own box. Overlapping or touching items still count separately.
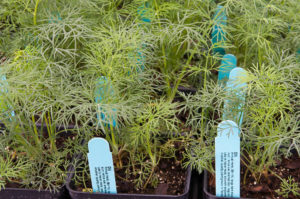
[88,138,117,194]
[223,67,247,127]
[0,70,15,119]
[94,76,117,128]
[215,120,240,198]
[212,5,227,56]
[48,12,62,23]
[128,48,145,75]
[136,49,146,72]
[129,2,151,74]
[137,2,151,23]
[218,54,237,85]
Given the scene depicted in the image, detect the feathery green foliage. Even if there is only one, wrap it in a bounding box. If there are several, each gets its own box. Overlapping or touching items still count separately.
[0,0,299,193]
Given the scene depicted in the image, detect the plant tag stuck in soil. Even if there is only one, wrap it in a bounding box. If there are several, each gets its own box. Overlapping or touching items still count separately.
[48,12,62,23]
[136,49,146,72]
[0,71,15,119]
[215,120,240,198]
[129,2,152,75]
[128,49,146,74]
[218,54,237,85]
[212,5,227,56]
[222,67,248,127]
[95,76,117,128]
[137,2,151,23]
[88,138,117,194]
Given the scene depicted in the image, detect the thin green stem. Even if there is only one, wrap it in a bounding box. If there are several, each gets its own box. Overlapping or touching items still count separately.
[33,0,42,26]
[244,42,248,68]
[109,124,117,149]
[44,113,57,152]
[168,50,196,101]
[200,53,209,137]
[143,166,155,189]
[31,115,41,148]
[143,135,156,189]
[153,0,171,96]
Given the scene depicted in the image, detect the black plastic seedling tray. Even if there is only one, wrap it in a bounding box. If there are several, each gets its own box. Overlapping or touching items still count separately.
[189,170,204,199]
[66,165,192,199]
[0,124,77,199]
[0,187,69,199]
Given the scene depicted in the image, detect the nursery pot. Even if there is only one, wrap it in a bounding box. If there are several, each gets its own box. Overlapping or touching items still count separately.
[0,127,78,199]
[202,170,251,199]
[0,187,69,199]
[202,148,300,199]
[66,158,193,199]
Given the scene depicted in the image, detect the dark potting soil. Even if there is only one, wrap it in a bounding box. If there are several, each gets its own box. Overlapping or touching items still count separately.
[116,157,186,195]
[75,156,186,195]
[5,182,22,189]
[208,153,300,199]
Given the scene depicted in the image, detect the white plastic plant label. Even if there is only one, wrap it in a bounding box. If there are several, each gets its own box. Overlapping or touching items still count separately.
[215,120,240,198]
[88,138,117,194]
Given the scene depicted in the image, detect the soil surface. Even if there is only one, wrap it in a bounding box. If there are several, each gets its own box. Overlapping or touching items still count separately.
[208,153,300,199]
[116,158,187,195]
[75,156,187,195]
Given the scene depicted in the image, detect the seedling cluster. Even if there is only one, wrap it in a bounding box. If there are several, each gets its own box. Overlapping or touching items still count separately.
[0,0,299,198]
